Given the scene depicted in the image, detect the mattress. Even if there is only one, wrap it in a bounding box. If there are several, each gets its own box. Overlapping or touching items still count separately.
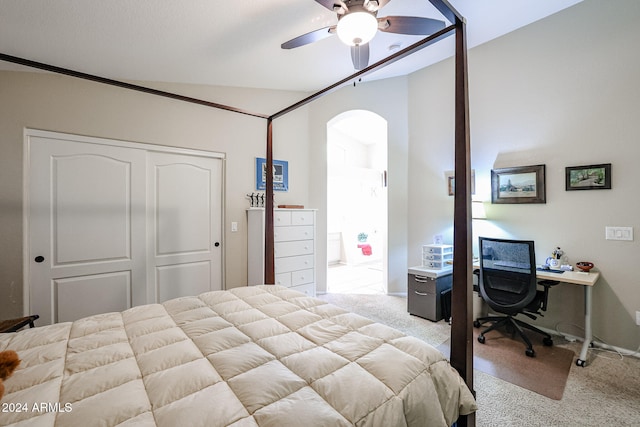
[0,285,476,426]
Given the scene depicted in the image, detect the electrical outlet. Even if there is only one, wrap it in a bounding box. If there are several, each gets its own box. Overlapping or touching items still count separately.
[636,310,640,326]
[605,226,634,241]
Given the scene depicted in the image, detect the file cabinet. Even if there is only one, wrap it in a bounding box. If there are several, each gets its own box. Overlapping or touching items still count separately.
[407,266,453,321]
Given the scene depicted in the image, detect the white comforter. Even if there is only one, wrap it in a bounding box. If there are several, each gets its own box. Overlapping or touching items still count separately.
[1,286,476,427]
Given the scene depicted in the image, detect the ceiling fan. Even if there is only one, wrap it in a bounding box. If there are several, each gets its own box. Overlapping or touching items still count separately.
[281,0,446,70]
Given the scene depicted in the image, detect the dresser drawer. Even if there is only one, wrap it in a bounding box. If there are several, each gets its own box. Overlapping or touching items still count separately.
[274,210,292,226]
[275,272,292,287]
[275,254,314,273]
[274,226,314,242]
[274,240,314,257]
[275,210,314,226]
[291,268,314,286]
[291,211,314,225]
[289,282,315,296]
[275,270,314,290]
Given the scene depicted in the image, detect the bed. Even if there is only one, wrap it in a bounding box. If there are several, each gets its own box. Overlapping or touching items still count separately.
[2,2,476,421]
[1,286,476,426]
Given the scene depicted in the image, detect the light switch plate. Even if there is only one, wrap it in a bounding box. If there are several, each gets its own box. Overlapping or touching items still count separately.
[605,226,633,241]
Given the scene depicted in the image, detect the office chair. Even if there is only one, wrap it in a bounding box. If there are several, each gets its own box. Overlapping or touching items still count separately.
[473,237,554,357]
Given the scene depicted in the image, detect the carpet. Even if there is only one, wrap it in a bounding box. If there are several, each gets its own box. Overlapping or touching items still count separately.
[438,327,574,400]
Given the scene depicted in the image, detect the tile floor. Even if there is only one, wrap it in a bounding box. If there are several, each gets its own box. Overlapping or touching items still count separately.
[326,262,385,294]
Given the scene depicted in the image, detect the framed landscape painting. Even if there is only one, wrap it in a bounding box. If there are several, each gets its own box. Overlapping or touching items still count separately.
[491,164,546,204]
[565,163,611,191]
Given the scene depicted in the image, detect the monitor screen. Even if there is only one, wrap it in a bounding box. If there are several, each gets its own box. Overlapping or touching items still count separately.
[480,237,535,273]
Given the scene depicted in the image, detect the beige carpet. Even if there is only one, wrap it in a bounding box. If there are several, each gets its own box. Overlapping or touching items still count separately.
[318,292,640,426]
[438,327,574,400]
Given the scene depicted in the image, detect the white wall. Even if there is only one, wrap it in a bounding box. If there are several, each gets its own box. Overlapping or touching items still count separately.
[0,70,309,318]
[408,0,640,351]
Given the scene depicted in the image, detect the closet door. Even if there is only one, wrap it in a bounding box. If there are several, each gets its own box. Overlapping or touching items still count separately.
[147,152,223,302]
[27,131,225,325]
[27,136,147,324]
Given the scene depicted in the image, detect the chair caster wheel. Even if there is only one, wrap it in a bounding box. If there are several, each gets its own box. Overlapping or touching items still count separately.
[477,335,485,344]
[525,348,535,357]
[543,337,553,346]
[473,320,481,328]
[576,359,586,367]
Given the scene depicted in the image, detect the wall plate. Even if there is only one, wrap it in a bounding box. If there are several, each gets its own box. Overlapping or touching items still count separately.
[605,226,633,241]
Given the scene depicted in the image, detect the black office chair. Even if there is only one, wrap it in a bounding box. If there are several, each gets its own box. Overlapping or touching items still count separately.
[473,237,554,357]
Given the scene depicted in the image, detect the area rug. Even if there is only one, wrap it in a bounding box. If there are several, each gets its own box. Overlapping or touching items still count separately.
[438,327,574,400]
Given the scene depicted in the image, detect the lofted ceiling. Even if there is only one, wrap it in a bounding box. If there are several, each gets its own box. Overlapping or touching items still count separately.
[0,0,582,92]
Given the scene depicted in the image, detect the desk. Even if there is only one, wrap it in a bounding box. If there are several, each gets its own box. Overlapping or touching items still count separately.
[472,263,600,367]
[535,268,599,367]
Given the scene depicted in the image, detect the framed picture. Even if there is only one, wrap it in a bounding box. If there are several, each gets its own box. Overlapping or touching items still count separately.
[491,164,546,204]
[445,170,475,196]
[565,163,611,191]
[256,157,288,191]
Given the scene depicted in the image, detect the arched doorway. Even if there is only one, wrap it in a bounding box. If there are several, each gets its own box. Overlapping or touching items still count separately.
[326,110,388,294]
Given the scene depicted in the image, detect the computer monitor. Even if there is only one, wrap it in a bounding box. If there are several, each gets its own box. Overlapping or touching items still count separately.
[479,236,535,273]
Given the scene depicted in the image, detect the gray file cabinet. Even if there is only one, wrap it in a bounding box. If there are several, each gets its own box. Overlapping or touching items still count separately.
[407,266,453,321]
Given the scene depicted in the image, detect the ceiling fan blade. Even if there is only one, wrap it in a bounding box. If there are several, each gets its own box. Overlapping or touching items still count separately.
[314,0,344,12]
[350,43,369,70]
[281,26,336,49]
[378,16,445,35]
[367,0,391,11]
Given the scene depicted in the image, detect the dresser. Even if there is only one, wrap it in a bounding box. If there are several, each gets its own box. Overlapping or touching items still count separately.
[247,208,316,296]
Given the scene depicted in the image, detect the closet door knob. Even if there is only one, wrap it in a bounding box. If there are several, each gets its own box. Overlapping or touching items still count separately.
[34,256,45,263]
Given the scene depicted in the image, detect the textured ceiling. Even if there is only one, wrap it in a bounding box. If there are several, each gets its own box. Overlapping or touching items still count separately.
[0,0,582,92]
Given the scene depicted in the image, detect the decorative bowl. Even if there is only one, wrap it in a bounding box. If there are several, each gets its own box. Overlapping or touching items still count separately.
[576,261,594,272]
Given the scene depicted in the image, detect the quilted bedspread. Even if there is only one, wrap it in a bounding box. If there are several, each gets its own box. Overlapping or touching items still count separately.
[0,286,476,427]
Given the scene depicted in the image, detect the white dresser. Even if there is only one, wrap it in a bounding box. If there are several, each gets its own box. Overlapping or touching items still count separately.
[247,208,316,296]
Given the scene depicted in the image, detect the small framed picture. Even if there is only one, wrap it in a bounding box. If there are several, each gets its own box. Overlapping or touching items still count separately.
[445,170,475,196]
[491,164,546,204]
[256,157,288,191]
[565,163,611,191]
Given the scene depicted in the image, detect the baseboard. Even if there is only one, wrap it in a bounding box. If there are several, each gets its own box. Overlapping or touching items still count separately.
[537,325,640,360]
[388,292,407,297]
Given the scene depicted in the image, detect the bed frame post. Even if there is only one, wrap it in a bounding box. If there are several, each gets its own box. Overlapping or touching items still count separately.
[265,118,275,284]
[450,15,475,427]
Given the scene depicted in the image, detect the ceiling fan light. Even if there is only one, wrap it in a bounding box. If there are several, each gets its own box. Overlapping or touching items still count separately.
[337,11,378,46]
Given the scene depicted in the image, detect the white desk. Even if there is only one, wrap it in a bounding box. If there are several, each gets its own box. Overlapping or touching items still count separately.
[473,263,600,367]
[535,268,599,367]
